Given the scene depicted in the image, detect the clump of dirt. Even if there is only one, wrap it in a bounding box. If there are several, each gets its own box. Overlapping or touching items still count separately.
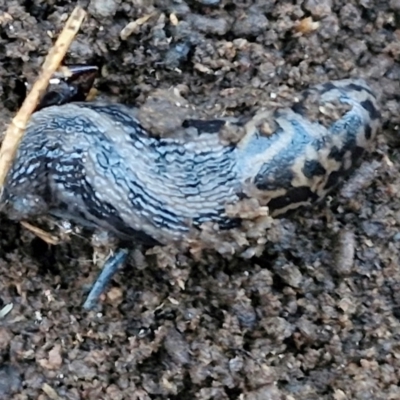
[1,0,400,399]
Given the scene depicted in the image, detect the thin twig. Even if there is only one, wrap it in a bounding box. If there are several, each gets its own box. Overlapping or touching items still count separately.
[0,6,87,193]
[20,221,60,245]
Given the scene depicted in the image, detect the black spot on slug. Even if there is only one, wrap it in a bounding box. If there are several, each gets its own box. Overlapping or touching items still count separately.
[345,83,364,92]
[346,83,375,96]
[268,186,318,212]
[254,167,294,191]
[360,99,380,120]
[302,160,327,179]
[351,146,365,164]
[329,146,345,162]
[321,82,337,93]
[236,191,250,200]
[365,124,372,140]
[324,170,342,191]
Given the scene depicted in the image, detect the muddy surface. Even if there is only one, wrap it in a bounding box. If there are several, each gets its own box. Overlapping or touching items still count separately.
[1,0,400,399]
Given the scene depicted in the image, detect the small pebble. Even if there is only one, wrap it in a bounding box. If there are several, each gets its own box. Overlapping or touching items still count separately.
[88,0,119,19]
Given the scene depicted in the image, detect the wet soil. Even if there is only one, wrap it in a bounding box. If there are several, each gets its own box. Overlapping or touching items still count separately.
[1,0,400,399]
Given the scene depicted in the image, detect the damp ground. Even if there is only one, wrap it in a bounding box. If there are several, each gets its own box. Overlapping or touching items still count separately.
[1,1,400,399]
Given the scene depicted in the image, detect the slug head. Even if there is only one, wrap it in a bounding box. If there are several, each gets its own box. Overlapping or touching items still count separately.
[0,192,49,221]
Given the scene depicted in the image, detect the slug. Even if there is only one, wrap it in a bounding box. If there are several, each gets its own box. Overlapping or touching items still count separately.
[0,79,381,247]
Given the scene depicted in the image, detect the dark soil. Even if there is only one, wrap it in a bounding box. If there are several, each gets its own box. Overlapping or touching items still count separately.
[1,0,400,399]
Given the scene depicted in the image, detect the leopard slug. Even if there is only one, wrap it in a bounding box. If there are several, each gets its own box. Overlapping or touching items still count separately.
[0,79,381,247]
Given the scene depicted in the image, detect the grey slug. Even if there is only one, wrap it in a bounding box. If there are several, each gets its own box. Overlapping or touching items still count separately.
[0,78,381,247]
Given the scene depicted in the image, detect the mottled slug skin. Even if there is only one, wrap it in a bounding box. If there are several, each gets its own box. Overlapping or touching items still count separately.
[1,79,381,245]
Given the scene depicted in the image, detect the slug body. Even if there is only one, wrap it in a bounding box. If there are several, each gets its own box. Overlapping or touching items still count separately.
[1,79,380,245]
